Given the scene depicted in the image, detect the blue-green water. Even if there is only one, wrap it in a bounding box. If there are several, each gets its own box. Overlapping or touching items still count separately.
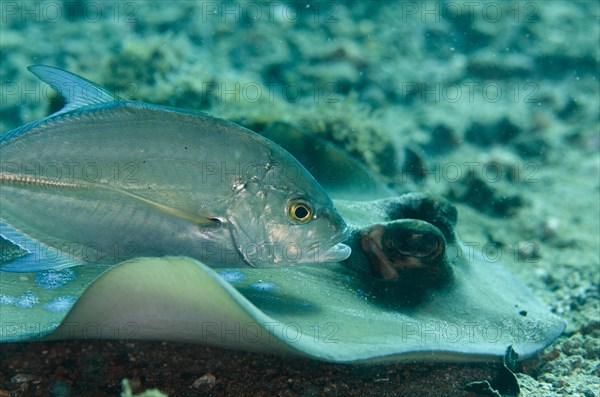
[1,1,598,396]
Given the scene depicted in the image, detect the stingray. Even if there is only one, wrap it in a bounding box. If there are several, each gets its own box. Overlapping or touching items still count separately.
[0,89,564,364]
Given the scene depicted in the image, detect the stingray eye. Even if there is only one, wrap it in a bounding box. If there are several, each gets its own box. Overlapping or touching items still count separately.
[287,200,313,223]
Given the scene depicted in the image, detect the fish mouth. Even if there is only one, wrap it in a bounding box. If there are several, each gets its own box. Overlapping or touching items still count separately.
[301,227,352,264]
[314,242,352,263]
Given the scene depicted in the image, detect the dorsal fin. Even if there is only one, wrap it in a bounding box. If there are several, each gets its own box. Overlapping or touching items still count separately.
[28,65,118,115]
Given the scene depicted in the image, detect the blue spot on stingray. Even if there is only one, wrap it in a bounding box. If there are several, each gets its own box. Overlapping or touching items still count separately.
[35,269,76,290]
[250,281,278,292]
[14,291,39,308]
[217,270,246,283]
[42,296,77,313]
[356,288,373,300]
[0,294,16,305]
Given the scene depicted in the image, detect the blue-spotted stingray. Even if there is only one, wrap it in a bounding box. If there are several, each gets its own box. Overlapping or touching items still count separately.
[0,67,565,363]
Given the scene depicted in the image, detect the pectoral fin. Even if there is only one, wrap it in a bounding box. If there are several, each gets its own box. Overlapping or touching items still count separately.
[0,176,222,272]
[104,184,221,227]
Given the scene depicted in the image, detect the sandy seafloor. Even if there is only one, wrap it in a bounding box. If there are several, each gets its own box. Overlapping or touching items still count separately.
[0,1,598,396]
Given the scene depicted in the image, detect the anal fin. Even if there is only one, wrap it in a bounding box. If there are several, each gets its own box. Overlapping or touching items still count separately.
[0,220,85,272]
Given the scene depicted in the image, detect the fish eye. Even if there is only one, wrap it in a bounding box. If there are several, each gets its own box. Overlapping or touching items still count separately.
[287,200,313,223]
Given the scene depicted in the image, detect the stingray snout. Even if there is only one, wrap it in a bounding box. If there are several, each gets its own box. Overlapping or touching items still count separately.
[360,219,450,283]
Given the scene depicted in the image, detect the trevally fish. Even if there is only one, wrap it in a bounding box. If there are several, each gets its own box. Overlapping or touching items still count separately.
[0,66,351,271]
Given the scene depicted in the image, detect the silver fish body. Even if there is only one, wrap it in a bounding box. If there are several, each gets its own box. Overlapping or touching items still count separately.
[0,66,351,271]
